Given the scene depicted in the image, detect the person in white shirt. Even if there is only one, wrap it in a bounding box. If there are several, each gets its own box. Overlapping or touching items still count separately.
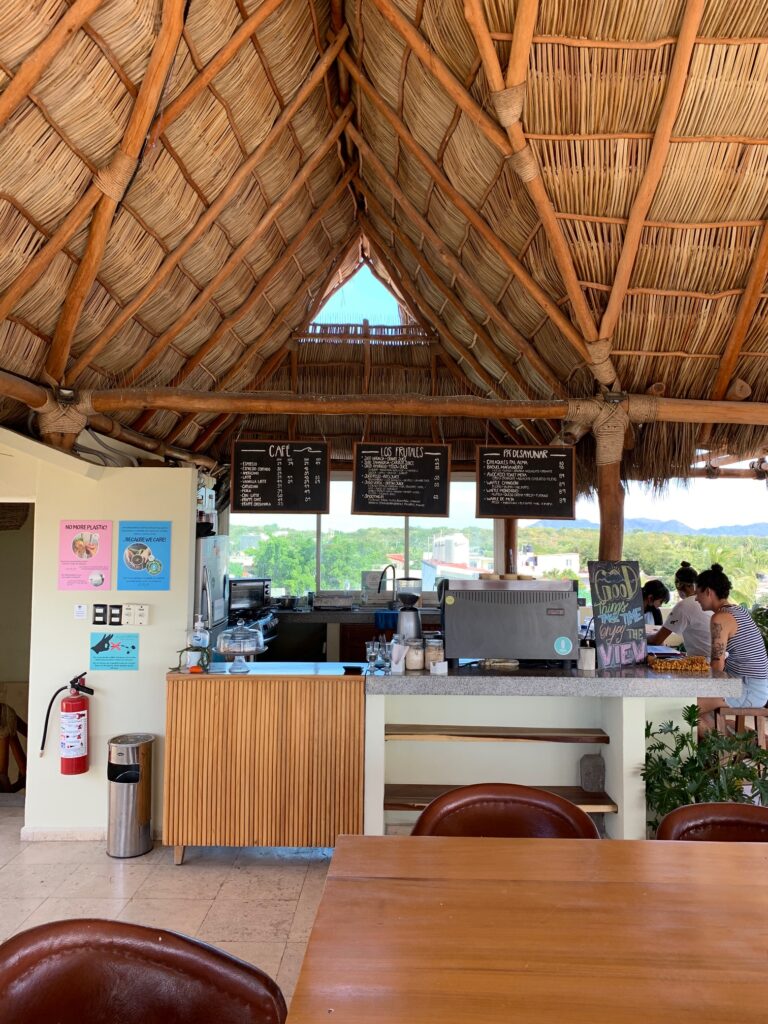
[647,561,712,658]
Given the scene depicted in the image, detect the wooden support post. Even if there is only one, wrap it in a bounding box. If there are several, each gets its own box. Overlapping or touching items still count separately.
[597,462,625,561]
[504,518,518,573]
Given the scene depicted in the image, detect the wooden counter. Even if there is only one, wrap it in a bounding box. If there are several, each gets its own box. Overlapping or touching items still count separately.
[163,667,365,863]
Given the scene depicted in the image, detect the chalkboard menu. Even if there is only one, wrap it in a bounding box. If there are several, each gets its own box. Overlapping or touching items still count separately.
[231,441,329,514]
[587,560,646,669]
[352,443,450,516]
[476,446,575,519]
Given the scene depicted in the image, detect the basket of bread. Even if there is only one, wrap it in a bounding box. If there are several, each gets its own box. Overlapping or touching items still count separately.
[647,654,710,673]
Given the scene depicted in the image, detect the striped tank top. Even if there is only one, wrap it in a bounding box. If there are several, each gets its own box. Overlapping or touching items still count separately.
[724,605,768,678]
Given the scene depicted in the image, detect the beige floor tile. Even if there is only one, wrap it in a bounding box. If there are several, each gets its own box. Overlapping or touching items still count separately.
[0,862,78,898]
[15,897,128,933]
[218,862,307,901]
[11,841,108,865]
[288,894,321,943]
[0,898,46,941]
[117,897,213,936]
[133,863,232,900]
[215,940,286,978]
[197,898,297,943]
[0,839,24,868]
[277,941,308,1006]
[52,860,155,899]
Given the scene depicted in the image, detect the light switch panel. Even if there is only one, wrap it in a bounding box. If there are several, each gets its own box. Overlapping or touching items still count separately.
[108,604,123,626]
[92,604,108,625]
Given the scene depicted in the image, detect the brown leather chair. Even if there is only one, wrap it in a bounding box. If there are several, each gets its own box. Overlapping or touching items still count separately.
[0,918,287,1024]
[656,802,768,842]
[411,783,600,839]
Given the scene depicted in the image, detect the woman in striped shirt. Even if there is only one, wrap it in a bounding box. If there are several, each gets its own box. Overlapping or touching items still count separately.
[695,564,768,733]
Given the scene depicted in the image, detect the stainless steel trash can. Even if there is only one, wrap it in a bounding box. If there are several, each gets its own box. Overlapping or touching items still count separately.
[107,733,155,858]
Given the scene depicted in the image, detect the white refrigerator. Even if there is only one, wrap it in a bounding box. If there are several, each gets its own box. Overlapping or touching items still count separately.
[194,535,229,628]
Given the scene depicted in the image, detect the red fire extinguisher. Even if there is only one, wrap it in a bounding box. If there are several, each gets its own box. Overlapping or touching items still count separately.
[41,673,95,775]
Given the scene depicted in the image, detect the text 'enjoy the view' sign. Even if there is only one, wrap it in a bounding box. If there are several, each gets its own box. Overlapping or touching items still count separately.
[587,560,646,669]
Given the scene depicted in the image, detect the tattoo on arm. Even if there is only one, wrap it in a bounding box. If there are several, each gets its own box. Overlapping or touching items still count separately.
[711,621,726,660]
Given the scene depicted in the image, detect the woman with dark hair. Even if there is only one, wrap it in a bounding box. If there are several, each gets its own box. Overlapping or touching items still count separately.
[647,561,712,657]
[641,579,670,627]
[695,564,768,727]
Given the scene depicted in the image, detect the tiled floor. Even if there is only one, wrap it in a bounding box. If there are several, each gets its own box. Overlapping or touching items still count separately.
[0,803,329,1005]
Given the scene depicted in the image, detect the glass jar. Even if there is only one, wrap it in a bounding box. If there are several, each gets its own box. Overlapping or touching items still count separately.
[217,619,263,656]
[405,638,425,671]
[424,637,444,666]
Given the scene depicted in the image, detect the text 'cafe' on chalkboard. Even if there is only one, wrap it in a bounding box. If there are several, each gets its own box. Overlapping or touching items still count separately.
[476,446,575,519]
[230,441,329,514]
[352,443,450,516]
[588,560,647,669]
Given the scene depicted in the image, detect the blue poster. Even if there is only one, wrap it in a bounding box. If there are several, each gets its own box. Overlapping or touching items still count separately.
[117,521,172,591]
[90,632,139,671]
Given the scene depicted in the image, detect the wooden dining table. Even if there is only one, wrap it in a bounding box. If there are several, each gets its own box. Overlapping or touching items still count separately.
[287,834,768,1023]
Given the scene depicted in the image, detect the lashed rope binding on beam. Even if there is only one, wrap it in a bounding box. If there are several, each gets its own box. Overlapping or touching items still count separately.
[94,150,138,203]
[491,83,526,127]
[36,392,95,436]
[508,145,539,182]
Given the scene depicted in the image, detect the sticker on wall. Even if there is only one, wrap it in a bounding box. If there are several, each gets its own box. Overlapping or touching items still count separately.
[117,521,171,591]
[58,520,113,590]
[89,632,139,671]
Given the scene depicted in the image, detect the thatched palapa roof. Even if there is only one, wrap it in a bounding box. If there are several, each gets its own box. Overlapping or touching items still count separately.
[1,0,767,484]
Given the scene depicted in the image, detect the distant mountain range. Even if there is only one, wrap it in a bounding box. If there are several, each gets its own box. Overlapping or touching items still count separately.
[530,518,768,538]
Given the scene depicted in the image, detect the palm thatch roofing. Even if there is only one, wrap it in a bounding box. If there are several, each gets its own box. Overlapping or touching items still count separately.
[1,0,767,485]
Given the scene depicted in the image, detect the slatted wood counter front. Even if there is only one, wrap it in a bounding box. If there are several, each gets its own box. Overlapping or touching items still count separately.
[164,672,364,863]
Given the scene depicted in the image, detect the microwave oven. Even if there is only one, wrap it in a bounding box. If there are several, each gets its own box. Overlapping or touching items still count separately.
[228,577,271,622]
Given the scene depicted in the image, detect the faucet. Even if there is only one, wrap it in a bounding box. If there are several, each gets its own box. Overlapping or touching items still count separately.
[377,564,397,594]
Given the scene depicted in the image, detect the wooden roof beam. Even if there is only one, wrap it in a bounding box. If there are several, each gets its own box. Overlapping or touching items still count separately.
[0,0,104,130]
[63,32,349,383]
[110,105,353,388]
[463,0,608,379]
[596,0,705,344]
[44,0,186,384]
[337,48,590,367]
[347,124,566,395]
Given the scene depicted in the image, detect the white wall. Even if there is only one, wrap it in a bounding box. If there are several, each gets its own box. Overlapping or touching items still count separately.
[0,429,196,838]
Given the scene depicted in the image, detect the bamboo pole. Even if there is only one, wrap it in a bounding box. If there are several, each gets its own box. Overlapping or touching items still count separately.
[0,0,104,130]
[45,0,186,384]
[147,0,286,145]
[463,0,603,357]
[597,0,706,343]
[597,461,625,560]
[114,105,353,387]
[710,224,768,400]
[338,49,590,362]
[348,124,567,393]
[63,33,349,383]
[0,370,48,409]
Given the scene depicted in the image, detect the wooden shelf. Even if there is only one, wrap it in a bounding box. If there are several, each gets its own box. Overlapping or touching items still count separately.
[385,724,609,744]
[384,783,618,815]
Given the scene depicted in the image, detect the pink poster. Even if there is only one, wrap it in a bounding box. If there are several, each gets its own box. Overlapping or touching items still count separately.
[58,520,113,590]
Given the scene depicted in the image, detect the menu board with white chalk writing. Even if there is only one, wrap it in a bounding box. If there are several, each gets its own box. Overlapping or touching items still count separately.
[476,446,575,519]
[231,441,329,513]
[352,443,450,516]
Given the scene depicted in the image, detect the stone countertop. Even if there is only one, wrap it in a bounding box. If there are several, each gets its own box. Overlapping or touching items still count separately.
[274,608,441,624]
[364,664,743,698]
[168,662,368,680]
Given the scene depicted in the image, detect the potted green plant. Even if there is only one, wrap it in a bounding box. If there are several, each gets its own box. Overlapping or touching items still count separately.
[643,704,768,835]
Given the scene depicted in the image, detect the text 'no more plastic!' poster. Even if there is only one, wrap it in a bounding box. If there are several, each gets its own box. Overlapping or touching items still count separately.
[117,521,171,591]
[58,520,112,590]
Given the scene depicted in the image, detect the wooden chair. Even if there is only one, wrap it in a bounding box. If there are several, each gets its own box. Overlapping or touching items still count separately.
[0,918,287,1024]
[714,705,768,748]
[656,802,768,842]
[0,703,26,793]
[411,782,600,839]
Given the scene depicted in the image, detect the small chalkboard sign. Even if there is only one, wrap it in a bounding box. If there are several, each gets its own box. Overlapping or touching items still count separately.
[476,446,575,519]
[587,560,647,669]
[231,441,329,514]
[352,443,450,516]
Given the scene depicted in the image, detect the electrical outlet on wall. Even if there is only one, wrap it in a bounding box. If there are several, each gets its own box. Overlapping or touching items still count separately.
[135,604,149,626]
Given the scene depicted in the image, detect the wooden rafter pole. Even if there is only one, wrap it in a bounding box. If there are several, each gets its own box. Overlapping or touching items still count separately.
[362,211,547,444]
[348,124,565,394]
[63,33,349,383]
[44,0,186,384]
[147,0,286,146]
[364,234,530,445]
[710,223,768,400]
[330,0,350,105]
[360,190,563,405]
[87,414,216,468]
[338,49,589,363]
[597,0,705,344]
[109,106,353,388]
[0,0,104,130]
[597,462,625,560]
[462,0,606,368]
